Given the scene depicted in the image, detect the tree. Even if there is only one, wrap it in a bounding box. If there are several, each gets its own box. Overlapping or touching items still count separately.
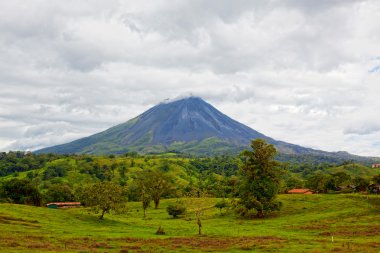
[140,186,151,219]
[325,172,351,191]
[78,181,125,219]
[43,164,67,180]
[0,178,42,206]
[44,184,74,203]
[353,177,369,192]
[306,172,331,193]
[185,189,211,235]
[135,170,173,209]
[237,139,282,218]
[372,174,380,184]
[215,199,229,215]
[167,201,186,218]
[149,170,173,209]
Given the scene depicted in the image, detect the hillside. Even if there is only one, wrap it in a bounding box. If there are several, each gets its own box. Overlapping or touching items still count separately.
[327,163,380,178]
[1,195,380,252]
[34,97,378,164]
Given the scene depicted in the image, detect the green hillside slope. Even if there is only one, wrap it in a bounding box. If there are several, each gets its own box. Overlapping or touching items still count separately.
[1,195,380,252]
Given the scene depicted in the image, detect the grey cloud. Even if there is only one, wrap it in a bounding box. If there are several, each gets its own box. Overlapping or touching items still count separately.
[344,124,380,135]
[0,0,380,155]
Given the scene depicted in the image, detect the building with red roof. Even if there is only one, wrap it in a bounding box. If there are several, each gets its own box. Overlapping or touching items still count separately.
[287,189,313,194]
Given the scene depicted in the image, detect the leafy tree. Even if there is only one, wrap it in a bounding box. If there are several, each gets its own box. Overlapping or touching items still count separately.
[43,164,67,180]
[372,174,380,184]
[44,184,74,203]
[134,173,152,218]
[353,177,369,192]
[237,139,282,218]
[215,199,229,215]
[281,172,304,192]
[149,171,173,209]
[140,188,151,219]
[118,163,127,179]
[78,181,125,219]
[326,172,351,190]
[0,178,41,206]
[167,201,186,218]
[306,172,331,193]
[135,170,173,209]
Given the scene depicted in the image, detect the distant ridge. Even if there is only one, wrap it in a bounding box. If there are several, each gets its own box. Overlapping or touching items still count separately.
[35,97,377,164]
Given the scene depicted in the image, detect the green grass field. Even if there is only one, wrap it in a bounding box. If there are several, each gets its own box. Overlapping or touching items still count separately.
[1,194,380,252]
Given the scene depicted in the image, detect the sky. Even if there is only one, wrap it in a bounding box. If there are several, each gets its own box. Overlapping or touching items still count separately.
[0,0,380,156]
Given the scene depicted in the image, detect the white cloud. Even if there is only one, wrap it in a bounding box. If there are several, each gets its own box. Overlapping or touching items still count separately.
[0,0,380,156]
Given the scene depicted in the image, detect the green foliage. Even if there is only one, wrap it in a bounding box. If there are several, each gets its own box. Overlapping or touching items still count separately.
[352,177,370,191]
[1,151,380,217]
[237,139,282,217]
[0,178,41,206]
[78,181,125,219]
[373,174,380,184]
[0,151,61,177]
[43,164,67,180]
[134,169,174,210]
[166,201,186,218]
[44,184,74,203]
[306,172,332,193]
[140,190,151,218]
[215,199,229,214]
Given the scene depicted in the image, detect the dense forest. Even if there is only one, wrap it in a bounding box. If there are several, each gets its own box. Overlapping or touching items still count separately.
[1,147,380,210]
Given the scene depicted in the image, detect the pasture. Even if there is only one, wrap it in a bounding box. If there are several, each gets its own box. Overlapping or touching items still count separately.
[1,194,380,252]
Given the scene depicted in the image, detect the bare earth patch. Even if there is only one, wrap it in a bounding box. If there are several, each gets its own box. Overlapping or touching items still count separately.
[118,236,286,252]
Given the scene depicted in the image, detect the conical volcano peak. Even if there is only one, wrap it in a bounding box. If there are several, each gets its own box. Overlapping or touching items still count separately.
[139,95,261,145]
[35,96,368,164]
[36,96,268,154]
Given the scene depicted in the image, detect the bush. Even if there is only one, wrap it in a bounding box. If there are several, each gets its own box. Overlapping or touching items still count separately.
[215,199,229,214]
[166,202,186,218]
[44,184,74,203]
[0,178,42,206]
[155,226,165,235]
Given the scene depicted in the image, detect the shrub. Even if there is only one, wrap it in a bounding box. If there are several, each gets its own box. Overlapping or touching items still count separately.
[215,199,229,214]
[166,202,186,218]
[155,226,165,235]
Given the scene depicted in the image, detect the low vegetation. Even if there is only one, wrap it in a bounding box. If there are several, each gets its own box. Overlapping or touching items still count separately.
[1,194,380,252]
[1,140,380,251]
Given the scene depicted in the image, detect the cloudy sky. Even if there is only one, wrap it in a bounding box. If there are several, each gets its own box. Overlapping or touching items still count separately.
[1,0,380,156]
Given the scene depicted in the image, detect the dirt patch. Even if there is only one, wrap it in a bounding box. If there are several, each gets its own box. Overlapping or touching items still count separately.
[320,225,380,236]
[119,236,286,252]
[0,234,285,252]
[366,242,380,248]
[296,224,330,230]
[0,215,40,227]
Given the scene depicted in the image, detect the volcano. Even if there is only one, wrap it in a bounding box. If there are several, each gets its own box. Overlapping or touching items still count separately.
[35,97,371,163]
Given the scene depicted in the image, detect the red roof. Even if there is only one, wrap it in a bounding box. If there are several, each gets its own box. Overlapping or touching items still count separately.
[46,202,81,206]
[288,189,312,194]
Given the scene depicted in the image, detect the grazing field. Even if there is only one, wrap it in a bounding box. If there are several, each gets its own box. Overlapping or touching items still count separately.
[1,194,380,252]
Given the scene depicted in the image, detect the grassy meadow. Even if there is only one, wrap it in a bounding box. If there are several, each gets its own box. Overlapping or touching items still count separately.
[1,194,380,252]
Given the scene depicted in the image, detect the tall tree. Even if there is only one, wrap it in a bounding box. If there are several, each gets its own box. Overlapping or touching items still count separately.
[135,170,173,209]
[79,181,125,219]
[237,139,282,217]
[306,172,331,193]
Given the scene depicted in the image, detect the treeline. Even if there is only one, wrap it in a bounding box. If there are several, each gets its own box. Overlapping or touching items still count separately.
[0,151,65,176]
[1,150,380,210]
